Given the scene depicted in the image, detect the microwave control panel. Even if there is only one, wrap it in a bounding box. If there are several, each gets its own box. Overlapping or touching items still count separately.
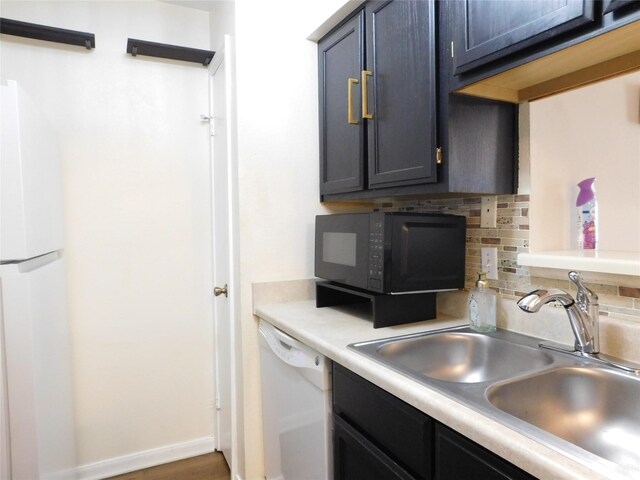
[368,215,385,291]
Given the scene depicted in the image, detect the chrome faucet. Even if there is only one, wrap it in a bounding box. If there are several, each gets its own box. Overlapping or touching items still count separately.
[517,271,599,354]
[518,271,640,374]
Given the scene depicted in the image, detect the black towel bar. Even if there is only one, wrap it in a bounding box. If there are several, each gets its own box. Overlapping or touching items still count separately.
[0,18,95,49]
[126,38,214,66]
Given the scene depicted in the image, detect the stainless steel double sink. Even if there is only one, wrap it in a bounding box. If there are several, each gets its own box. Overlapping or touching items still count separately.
[350,326,640,477]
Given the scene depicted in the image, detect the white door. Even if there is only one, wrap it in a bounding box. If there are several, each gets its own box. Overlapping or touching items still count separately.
[208,35,238,471]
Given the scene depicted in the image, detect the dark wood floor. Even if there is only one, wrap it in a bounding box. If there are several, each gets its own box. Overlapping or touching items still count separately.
[106,452,229,480]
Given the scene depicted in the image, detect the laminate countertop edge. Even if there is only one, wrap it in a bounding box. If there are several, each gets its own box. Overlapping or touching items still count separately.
[254,300,625,480]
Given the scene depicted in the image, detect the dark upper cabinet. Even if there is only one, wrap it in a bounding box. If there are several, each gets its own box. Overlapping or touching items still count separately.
[453,0,596,75]
[450,1,640,101]
[365,1,437,189]
[318,1,517,202]
[318,1,438,197]
[318,0,639,202]
[318,12,365,195]
[438,2,517,196]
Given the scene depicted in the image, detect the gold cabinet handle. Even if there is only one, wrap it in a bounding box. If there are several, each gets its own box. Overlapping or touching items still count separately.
[214,284,228,298]
[361,70,373,119]
[347,77,359,125]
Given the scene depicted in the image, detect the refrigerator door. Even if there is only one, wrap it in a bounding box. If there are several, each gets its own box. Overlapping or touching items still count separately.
[0,80,64,261]
[0,253,77,479]
[0,303,10,479]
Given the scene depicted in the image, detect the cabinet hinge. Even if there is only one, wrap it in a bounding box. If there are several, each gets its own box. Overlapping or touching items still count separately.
[215,396,221,411]
[436,147,443,165]
[451,41,454,58]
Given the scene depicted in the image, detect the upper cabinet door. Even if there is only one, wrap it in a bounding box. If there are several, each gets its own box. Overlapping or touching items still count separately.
[318,12,366,195]
[366,0,437,189]
[453,0,596,74]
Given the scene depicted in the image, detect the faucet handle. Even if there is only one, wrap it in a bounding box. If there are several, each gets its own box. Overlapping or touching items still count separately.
[568,271,598,308]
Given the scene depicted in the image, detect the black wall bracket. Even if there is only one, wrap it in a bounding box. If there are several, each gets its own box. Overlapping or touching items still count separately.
[126,38,214,66]
[316,281,438,328]
[0,18,95,49]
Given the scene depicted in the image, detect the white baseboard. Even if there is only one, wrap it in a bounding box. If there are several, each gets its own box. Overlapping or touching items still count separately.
[76,437,216,480]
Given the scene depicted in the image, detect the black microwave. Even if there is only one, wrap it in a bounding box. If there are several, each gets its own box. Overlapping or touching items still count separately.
[315,212,466,294]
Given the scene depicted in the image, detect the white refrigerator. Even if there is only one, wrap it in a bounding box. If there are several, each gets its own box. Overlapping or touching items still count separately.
[0,80,77,479]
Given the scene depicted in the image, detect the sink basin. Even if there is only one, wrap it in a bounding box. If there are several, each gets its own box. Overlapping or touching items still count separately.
[488,366,640,470]
[351,326,640,476]
[356,331,553,383]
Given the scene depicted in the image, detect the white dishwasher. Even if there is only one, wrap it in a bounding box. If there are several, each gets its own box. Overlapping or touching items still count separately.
[258,319,332,480]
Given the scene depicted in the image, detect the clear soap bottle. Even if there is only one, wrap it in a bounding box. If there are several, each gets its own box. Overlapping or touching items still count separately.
[469,272,497,332]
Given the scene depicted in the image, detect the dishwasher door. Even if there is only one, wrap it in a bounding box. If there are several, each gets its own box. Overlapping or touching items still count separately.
[258,319,332,480]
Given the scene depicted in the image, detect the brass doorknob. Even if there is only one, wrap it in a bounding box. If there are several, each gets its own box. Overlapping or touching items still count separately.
[214,284,228,298]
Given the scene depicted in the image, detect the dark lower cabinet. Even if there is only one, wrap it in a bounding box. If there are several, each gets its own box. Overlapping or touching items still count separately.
[333,363,538,480]
[334,415,415,480]
[435,424,536,480]
[333,363,433,479]
[602,0,639,15]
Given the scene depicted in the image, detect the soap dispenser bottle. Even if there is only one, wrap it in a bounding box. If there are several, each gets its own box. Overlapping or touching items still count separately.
[469,272,497,332]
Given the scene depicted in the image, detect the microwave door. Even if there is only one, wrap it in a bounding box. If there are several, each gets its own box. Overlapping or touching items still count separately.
[315,215,370,290]
[390,215,466,292]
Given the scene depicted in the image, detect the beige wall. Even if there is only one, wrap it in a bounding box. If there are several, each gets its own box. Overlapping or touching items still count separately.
[232,10,640,478]
[1,0,215,468]
[529,71,640,253]
[233,1,364,478]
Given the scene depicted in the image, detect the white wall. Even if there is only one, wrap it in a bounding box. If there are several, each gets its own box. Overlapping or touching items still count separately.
[529,71,640,252]
[0,0,215,469]
[233,1,364,478]
[209,0,235,51]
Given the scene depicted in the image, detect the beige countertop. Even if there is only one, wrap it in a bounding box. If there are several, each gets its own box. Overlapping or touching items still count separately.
[254,296,636,480]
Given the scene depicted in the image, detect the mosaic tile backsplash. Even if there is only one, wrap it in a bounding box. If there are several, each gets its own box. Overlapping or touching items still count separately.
[374,194,640,320]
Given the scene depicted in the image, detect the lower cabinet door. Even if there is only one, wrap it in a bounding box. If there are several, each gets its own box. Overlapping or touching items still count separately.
[435,424,537,480]
[333,414,416,480]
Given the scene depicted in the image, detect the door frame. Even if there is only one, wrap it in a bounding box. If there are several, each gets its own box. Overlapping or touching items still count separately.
[208,34,241,479]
